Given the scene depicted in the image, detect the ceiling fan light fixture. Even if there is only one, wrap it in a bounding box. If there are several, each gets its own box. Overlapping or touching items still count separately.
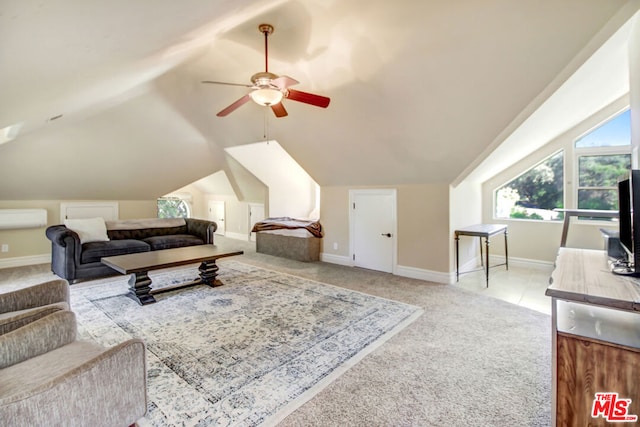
[250,88,283,106]
[204,23,330,117]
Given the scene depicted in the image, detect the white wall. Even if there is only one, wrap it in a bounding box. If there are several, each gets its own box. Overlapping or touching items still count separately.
[172,174,265,239]
[449,180,483,271]
[225,141,319,219]
[630,12,640,164]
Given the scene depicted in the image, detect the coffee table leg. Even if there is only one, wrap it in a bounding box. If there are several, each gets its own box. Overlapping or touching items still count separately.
[128,271,156,305]
[199,259,223,287]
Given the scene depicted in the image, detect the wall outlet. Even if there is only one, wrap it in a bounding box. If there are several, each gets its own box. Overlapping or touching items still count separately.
[1,244,8,253]
[333,242,338,250]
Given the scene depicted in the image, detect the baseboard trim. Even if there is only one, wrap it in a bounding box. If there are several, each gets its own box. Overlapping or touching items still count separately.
[319,254,454,284]
[395,264,452,284]
[488,254,553,269]
[0,254,51,270]
[320,253,352,266]
[320,255,542,284]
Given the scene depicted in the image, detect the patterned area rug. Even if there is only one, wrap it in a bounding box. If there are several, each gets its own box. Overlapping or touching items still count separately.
[70,261,423,426]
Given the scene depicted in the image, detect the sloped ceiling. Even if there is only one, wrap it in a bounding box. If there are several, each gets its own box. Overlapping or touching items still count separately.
[0,0,637,200]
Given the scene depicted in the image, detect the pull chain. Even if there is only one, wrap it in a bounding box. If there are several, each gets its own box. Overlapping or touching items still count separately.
[263,108,269,143]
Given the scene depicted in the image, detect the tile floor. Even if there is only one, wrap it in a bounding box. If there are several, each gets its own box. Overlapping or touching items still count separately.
[454,262,554,315]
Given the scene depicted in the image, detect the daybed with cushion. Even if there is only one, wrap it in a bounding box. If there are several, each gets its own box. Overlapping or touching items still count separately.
[46,217,217,282]
[252,217,323,262]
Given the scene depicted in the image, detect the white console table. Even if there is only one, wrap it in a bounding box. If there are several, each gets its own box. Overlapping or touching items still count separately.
[546,248,640,426]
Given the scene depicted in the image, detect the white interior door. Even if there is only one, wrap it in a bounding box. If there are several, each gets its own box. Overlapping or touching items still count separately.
[208,201,225,236]
[249,203,265,242]
[350,189,396,273]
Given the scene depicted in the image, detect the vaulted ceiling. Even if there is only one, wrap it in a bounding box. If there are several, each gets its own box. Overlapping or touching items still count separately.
[0,0,637,200]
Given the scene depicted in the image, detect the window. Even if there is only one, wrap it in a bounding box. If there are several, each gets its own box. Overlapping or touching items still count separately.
[575,110,630,149]
[493,109,632,222]
[157,196,191,218]
[575,109,631,213]
[576,154,629,210]
[495,151,564,221]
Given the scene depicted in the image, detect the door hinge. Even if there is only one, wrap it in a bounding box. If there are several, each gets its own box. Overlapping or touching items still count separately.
[353,254,355,261]
[353,202,356,209]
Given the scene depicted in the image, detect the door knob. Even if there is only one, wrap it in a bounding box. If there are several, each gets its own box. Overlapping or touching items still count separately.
[381,233,392,237]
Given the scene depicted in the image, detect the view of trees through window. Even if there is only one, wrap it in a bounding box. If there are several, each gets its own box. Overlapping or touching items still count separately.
[494,109,631,221]
[495,151,564,220]
[575,110,631,213]
[157,197,190,218]
[577,154,630,211]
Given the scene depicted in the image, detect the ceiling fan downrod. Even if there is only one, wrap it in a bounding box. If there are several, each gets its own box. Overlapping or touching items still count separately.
[258,24,274,73]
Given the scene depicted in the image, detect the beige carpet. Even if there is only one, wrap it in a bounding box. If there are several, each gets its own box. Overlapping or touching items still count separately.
[0,237,551,426]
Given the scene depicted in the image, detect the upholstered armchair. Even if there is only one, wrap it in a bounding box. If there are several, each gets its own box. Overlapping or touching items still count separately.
[0,310,147,426]
[0,278,70,335]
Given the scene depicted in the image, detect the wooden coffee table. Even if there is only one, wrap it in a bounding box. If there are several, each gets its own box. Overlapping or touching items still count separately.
[101,244,244,305]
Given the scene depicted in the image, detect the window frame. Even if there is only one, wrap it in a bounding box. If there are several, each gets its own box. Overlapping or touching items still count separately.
[493,149,565,222]
[490,105,632,225]
[572,111,631,221]
[157,195,192,219]
[574,146,630,209]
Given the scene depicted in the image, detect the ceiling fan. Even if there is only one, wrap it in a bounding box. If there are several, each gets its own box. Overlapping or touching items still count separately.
[202,24,330,118]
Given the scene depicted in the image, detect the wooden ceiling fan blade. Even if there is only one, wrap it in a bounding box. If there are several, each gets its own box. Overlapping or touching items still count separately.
[216,94,251,117]
[272,75,299,89]
[202,80,253,88]
[286,89,330,108]
[271,102,288,118]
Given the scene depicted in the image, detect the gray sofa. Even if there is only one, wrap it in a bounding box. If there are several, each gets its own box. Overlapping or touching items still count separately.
[0,279,147,426]
[46,217,217,283]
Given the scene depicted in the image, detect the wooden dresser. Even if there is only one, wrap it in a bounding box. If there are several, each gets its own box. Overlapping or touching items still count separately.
[546,248,640,426]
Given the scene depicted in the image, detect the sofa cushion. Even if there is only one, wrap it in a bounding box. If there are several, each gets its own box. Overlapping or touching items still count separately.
[0,340,106,396]
[64,218,110,244]
[81,239,150,264]
[107,225,189,241]
[0,310,77,369]
[142,234,204,251]
[0,302,69,336]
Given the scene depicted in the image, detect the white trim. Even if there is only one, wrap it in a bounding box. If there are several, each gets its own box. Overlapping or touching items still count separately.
[395,264,452,284]
[489,254,554,269]
[60,201,119,221]
[458,256,481,274]
[320,252,553,285]
[320,253,352,266]
[453,256,490,284]
[0,254,51,270]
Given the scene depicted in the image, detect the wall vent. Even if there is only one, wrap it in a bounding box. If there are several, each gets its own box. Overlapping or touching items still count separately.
[0,209,47,229]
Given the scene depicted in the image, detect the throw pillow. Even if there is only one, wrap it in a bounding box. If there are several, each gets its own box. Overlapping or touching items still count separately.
[64,217,110,244]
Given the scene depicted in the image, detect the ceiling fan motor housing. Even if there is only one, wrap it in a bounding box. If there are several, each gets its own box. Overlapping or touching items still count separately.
[251,72,279,88]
